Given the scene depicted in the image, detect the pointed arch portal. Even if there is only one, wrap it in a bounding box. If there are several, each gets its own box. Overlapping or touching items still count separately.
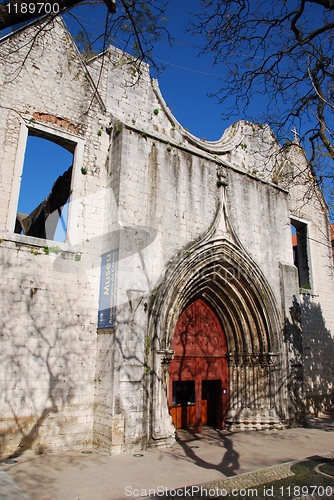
[149,239,287,446]
[169,298,228,432]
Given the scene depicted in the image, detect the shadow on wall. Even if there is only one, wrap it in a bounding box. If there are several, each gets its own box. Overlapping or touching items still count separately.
[0,252,93,460]
[284,295,334,422]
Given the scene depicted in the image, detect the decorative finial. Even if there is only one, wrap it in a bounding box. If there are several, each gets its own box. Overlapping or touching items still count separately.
[217,167,228,188]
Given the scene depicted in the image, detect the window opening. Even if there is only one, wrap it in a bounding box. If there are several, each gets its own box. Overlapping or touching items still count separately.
[15,133,74,241]
[291,220,311,289]
[172,381,195,406]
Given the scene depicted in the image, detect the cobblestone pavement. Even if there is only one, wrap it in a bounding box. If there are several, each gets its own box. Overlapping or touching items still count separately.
[149,453,334,499]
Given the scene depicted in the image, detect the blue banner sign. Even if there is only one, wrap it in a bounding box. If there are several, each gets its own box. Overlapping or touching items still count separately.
[98,249,117,329]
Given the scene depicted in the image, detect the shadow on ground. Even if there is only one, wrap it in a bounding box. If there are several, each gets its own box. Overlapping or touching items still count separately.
[176,427,240,477]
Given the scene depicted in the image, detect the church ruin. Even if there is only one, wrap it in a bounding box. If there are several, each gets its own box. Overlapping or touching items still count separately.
[0,17,333,457]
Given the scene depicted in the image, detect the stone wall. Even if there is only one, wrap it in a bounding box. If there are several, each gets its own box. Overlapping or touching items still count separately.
[0,18,108,455]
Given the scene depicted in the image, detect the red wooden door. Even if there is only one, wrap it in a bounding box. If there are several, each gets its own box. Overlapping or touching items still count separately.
[169,298,228,432]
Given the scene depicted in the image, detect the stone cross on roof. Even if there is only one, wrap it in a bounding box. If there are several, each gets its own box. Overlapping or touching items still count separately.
[291,126,300,143]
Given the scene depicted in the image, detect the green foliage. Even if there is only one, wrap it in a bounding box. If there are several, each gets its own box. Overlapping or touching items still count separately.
[49,246,61,254]
[43,246,49,255]
[145,335,150,356]
[153,108,159,115]
[81,167,87,175]
[74,30,97,60]
[283,139,292,151]
[115,120,122,135]
[75,253,81,262]
[272,173,279,185]
[30,247,38,255]
[150,293,156,309]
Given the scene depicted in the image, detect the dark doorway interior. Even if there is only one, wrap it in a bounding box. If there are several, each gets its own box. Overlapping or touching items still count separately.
[202,380,222,428]
[173,381,195,405]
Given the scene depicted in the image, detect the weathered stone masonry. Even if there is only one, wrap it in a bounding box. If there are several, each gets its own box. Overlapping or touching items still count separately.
[0,17,333,457]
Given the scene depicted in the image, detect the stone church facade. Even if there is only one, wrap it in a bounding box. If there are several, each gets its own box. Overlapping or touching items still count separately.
[0,18,333,457]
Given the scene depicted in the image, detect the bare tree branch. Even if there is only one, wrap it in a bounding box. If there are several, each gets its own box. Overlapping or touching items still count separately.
[189,0,334,216]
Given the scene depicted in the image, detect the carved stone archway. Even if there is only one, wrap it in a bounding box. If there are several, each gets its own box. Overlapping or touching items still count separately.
[148,238,287,446]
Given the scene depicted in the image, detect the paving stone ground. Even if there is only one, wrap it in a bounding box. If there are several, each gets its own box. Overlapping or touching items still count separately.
[0,414,333,500]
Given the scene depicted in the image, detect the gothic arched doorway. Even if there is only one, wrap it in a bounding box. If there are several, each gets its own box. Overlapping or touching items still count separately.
[169,298,228,433]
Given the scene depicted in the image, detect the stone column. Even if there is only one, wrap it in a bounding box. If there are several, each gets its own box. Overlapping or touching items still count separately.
[151,349,175,444]
[227,353,237,409]
[236,354,244,409]
[259,354,268,409]
[267,353,279,409]
[253,355,260,409]
[245,355,254,408]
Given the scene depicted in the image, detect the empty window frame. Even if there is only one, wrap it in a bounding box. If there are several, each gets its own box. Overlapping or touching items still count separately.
[291,219,311,289]
[13,127,75,242]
